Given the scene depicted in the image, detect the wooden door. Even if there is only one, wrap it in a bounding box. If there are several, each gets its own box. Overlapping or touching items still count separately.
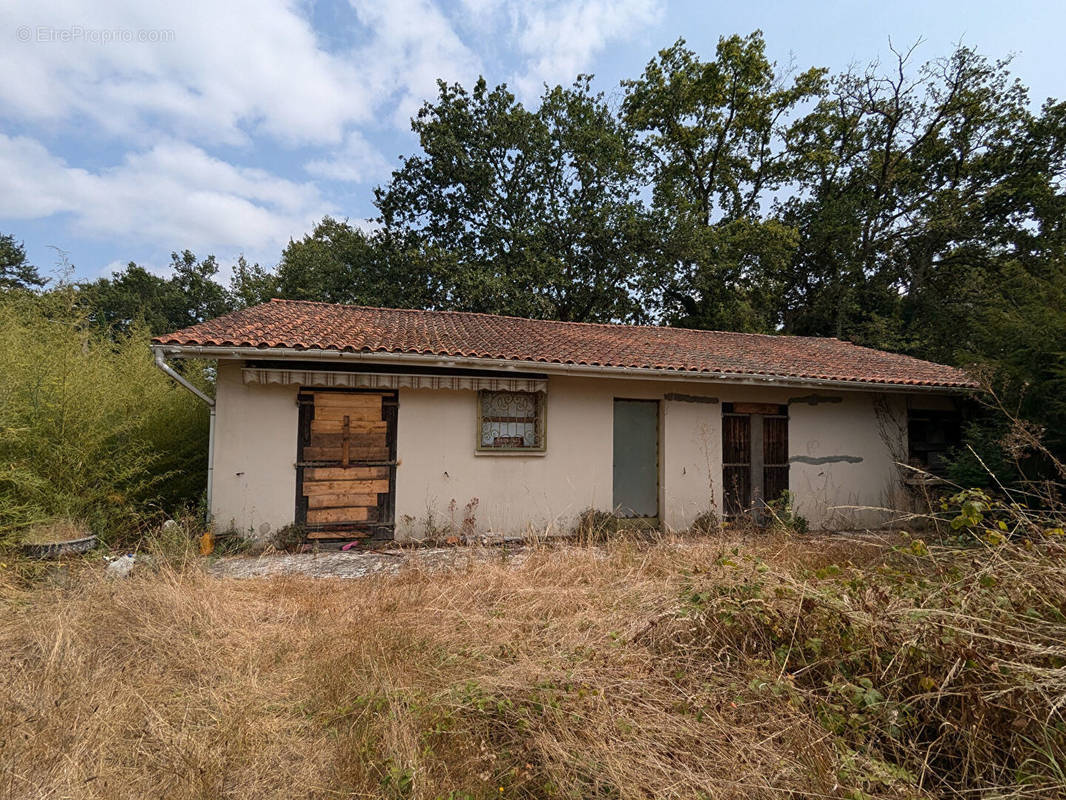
[762,415,790,504]
[722,403,789,518]
[296,390,397,540]
[722,413,752,516]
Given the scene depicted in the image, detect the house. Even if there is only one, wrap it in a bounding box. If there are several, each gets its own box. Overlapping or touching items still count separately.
[151,299,975,542]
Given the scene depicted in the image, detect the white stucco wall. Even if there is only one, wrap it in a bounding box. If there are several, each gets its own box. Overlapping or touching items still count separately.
[788,393,908,528]
[394,376,910,538]
[207,362,930,538]
[211,360,299,536]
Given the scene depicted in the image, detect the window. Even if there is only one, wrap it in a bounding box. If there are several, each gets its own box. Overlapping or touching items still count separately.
[908,409,961,475]
[477,390,545,452]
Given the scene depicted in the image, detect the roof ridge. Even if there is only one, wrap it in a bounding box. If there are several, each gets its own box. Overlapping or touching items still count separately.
[264,298,843,344]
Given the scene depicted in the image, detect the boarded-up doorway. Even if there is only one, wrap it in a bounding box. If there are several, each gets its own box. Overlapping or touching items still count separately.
[613,399,659,518]
[722,402,789,518]
[295,390,397,541]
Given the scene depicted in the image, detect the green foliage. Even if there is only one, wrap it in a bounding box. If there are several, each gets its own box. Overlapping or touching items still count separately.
[276,218,435,309]
[765,490,809,534]
[78,250,236,335]
[945,416,1020,488]
[0,291,208,545]
[677,536,1066,795]
[622,33,825,328]
[780,45,1036,348]
[0,234,47,291]
[228,254,278,308]
[377,76,654,322]
[965,257,1066,466]
[936,486,1066,544]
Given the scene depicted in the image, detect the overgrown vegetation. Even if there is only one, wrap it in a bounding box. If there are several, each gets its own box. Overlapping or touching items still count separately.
[0,291,209,546]
[1,530,1063,799]
[572,507,621,543]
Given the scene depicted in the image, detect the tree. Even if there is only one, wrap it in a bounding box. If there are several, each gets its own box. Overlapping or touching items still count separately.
[167,250,232,327]
[0,234,47,291]
[622,33,825,330]
[78,251,234,335]
[276,218,438,309]
[229,255,277,308]
[778,44,1040,358]
[376,76,655,322]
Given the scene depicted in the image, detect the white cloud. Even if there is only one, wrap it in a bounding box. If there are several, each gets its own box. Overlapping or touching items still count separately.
[0,133,333,254]
[349,0,483,129]
[0,0,482,145]
[305,131,394,183]
[462,0,664,100]
[0,0,665,264]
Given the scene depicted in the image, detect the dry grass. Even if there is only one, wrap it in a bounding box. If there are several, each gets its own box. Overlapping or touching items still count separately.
[1,532,1064,799]
[18,519,92,545]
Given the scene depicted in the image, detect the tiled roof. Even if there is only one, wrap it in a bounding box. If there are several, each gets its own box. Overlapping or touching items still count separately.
[153,299,976,389]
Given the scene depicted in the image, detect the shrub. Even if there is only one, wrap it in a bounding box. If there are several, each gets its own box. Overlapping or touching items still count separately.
[0,291,208,547]
[766,490,809,534]
[272,523,307,552]
[689,510,720,535]
[572,507,620,543]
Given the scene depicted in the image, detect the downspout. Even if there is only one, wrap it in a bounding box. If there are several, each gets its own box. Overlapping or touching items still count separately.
[153,348,216,523]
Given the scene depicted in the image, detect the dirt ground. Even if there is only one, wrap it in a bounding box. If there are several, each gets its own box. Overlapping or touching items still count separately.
[208,542,536,579]
[207,531,889,580]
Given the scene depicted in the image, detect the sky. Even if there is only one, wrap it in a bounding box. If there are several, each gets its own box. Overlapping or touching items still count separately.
[1,0,1063,283]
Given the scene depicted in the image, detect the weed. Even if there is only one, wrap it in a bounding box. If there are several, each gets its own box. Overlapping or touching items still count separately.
[271,523,307,552]
[766,490,809,534]
[572,507,620,544]
[689,510,721,535]
[1,531,1064,798]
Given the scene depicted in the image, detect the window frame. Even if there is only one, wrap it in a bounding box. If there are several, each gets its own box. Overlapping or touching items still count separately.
[907,408,961,476]
[475,389,547,454]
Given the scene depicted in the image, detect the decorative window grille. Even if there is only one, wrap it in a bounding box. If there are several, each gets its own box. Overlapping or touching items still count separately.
[477,390,545,451]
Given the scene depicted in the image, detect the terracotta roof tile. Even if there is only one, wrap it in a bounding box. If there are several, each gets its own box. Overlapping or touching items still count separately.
[153,299,976,389]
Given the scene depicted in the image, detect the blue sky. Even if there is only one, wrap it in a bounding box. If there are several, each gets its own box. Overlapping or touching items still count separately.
[2,0,1062,283]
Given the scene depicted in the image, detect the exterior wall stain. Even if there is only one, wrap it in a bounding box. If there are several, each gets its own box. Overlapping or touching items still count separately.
[790,455,864,465]
[788,394,843,405]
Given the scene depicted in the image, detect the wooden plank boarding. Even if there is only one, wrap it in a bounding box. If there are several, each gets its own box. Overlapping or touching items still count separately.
[302,479,389,495]
[307,493,379,510]
[310,419,386,434]
[307,506,370,524]
[306,529,371,540]
[295,389,398,542]
[307,432,389,448]
[301,446,389,462]
[304,466,389,481]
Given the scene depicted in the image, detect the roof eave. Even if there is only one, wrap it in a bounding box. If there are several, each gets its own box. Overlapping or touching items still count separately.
[151,343,976,394]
